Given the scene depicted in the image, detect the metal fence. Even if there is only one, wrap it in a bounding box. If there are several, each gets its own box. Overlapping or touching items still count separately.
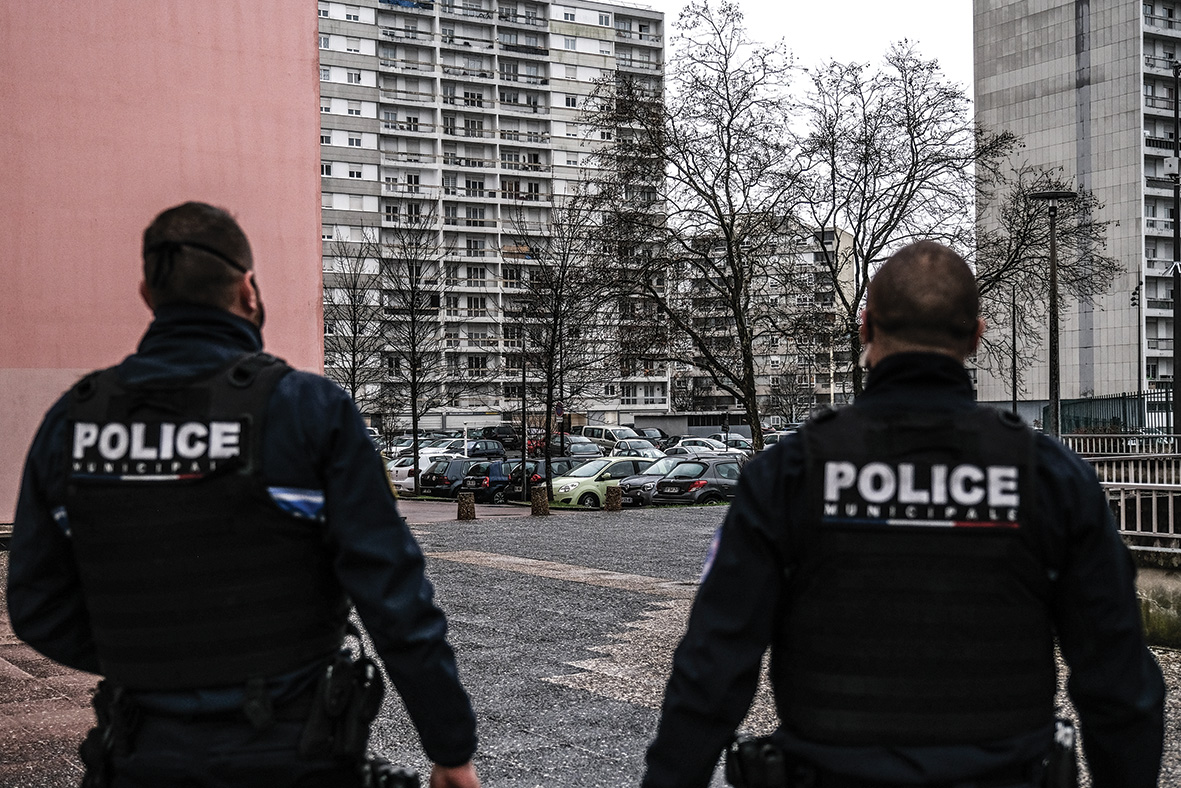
[1082,453,1181,552]
[1048,387,1174,433]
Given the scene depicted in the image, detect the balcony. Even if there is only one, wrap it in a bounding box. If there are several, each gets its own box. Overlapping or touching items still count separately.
[498,129,549,143]
[382,152,439,165]
[441,65,495,80]
[1146,175,1175,193]
[439,3,494,20]
[1145,217,1175,236]
[439,34,495,50]
[442,154,496,168]
[381,120,436,135]
[614,29,662,44]
[380,88,434,103]
[497,10,545,26]
[1146,135,1177,151]
[616,58,660,72]
[378,58,436,75]
[499,42,549,57]
[1148,338,1175,351]
[1145,54,1177,72]
[498,100,549,115]
[1147,298,1174,313]
[378,0,434,10]
[383,183,439,198]
[1145,14,1181,31]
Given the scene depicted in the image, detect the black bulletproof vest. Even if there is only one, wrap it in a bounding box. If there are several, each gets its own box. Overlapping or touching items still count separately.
[64,353,349,691]
[774,406,1056,746]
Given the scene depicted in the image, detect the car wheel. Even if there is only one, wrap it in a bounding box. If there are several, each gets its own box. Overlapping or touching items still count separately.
[492,489,506,504]
[577,492,599,509]
[699,494,722,505]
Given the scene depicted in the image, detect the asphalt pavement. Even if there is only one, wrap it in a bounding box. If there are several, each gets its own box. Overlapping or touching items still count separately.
[2,501,1179,787]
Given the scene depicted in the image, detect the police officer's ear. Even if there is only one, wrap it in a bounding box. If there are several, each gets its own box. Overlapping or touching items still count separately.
[966,317,986,356]
[139,280,157,313]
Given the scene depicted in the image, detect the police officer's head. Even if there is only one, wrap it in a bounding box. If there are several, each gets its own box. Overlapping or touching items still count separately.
[140,202,264,328]
[862,240,983,364]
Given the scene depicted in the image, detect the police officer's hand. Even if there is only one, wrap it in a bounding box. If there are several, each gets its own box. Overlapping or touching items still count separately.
[429,760,480,788]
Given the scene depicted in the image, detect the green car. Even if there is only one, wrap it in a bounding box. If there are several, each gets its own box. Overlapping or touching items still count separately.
[551,457,655,508]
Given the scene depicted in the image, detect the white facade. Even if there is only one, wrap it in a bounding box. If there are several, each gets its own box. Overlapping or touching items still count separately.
[319,0,666,427]
[974,0,1162,404]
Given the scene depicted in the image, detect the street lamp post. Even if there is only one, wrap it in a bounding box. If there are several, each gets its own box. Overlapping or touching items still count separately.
[1172,60,1181,434]
[1030,189,1078,438]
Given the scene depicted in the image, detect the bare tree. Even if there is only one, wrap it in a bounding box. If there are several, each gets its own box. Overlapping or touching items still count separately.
[972,163,1121,399]
[795,43,1017,395]
[587,0,799,449]
[323,229,387,422]
[503,186,618,497]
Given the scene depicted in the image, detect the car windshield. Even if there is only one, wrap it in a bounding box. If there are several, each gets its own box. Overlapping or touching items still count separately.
[570,444,598,454]
[466,462,491,476]
[613,427,640,439]
[567,459,610,477]
[643,457,682,476]
[695,438,728,449]
[425,460,449,474]
[620,439,655,449]
[667,462,707,479]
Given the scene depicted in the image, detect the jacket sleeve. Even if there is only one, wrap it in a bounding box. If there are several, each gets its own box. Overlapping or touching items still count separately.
[1038,438,1165,788]
[6,398,102,675]
[269,374,477,767]
[642,445,794,788]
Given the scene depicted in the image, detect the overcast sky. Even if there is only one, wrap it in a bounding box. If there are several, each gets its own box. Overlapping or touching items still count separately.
[643,0,975,93]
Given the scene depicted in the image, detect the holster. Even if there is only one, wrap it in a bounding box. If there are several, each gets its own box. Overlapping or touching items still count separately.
[79,681,139,788]
[725,733,788,788]
[299,651,385,760]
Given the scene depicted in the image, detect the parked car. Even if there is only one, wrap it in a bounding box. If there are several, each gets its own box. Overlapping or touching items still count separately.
[460,459,522,503]
[718,436,755,457]
[663,436,744,456]
[418,457,482,498]
[627,426,672,448]
[617,455,710,507]
[395,437,456,458]
[504,456,584,501]
[478,424,521,450]
[706,432,748,443]
[529,432,601,458]
[651,456,744,505]
[447,439,507,460]
[550,457,655,508]
[578,425,641,453]
[387,453,456,494]
[610,439,665,460]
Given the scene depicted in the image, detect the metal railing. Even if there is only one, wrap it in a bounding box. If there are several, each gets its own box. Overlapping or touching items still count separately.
[1076,447,1181,552]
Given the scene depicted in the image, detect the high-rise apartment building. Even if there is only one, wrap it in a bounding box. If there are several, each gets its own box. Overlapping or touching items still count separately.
[974,1,1168,409]
[318,0,665,431]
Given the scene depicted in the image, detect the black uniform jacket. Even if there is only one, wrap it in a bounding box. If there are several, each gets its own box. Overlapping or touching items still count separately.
[8,304,478,768]
[643,353,1165,788]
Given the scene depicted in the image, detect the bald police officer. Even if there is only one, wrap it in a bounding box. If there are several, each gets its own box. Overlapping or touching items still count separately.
[642,241,1164,788]
[8,202,481,788]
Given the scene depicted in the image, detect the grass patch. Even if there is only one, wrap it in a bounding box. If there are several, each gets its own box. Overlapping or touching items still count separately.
[1140,586,1181,649]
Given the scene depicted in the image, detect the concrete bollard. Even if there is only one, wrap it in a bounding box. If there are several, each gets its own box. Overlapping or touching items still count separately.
[457,492,476,520]
[531,485,550,517]
[605,485,622,511]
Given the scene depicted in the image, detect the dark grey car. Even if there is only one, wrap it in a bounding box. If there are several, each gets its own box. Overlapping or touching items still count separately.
[650,456,744,505]
[618,453,729,506]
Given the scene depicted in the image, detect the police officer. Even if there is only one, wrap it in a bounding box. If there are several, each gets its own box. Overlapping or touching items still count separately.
[8,202,481,788]
[642,241,1165,788]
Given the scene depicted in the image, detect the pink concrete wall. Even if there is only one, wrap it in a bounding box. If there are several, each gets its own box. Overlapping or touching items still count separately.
[0,1,324,522]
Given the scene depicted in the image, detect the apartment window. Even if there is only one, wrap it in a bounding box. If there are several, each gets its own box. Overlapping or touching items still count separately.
[600,45,611,55]
[599,13,611,25]
[442,85,456,104]
[445,265,460,285]
[322,193,333,208]
[347,101,362,116]
[463,118,484,137]
[445,331,461,347]
[345,6,360,21]
[320,67,331,81]
[349,194,363,210]
[466,238,486,257]
[504,266,521,287]
[348,134,362,147]
[565,66,577,79]
[600,129,613,140]
[564,37,577,49]
[321,131,332,144]
[347,70,362,84]
[445,296,460,317]
[441,26,455,42]
[318,3,329,17]
[466,266,487,283]
[443,173,457,195]
[465,178,485,197]
[321,162,332,176]
[465,206,486,226]
[346,37,361,53]
[321,100,331,113]
[566,155,578,165]
[405,173,420,192]
[643,384,661,405]
[499,31,518,46]
[467,297,488,316]
[565,95,577,107]
[563,11,575,20]
[384,203,398,221]
[348,164,362,178]
[444,205,458,224]
[566,123,580,137]
[322,225,334,240]
[621,384,637,405]
[320,35,330,49]
[404,22,419,39]
[463,90,484,107]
